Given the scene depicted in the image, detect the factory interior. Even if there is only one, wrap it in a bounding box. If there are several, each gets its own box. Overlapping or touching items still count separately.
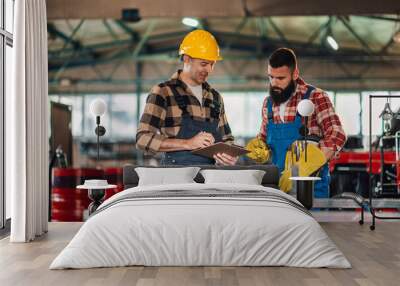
[1,0,400,285]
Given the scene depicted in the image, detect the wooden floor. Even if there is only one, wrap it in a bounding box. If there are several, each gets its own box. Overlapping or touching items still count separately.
[1,220,399,286]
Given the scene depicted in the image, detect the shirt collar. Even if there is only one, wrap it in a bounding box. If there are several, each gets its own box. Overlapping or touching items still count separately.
[295,77,308,96]
[170,70,211,91]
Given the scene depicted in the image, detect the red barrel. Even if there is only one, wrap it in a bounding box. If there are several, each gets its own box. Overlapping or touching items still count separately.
[52,188,85,221]
[51,168,103,222]
[103,167,124,200]
[51,168,81,221]
[397,160,400,191]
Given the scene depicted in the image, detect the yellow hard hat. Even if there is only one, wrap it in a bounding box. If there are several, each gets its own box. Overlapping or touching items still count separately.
[179,29,222,61]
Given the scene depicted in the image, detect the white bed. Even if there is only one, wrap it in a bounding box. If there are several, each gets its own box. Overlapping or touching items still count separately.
[50,183,351,269]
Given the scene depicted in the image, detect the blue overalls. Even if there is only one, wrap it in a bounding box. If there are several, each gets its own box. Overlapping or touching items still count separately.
[161,85,222,165]
[266,86,330,198]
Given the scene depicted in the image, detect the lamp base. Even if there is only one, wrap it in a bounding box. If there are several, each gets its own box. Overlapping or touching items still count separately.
[296,180,314,210]
[290,177,321,210]
[88,189,106,215]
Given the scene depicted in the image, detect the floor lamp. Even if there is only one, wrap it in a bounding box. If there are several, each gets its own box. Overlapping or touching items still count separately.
[77,99,116,215]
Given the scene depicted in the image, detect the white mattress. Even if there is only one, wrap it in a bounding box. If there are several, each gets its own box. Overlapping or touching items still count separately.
[50,183,351,269]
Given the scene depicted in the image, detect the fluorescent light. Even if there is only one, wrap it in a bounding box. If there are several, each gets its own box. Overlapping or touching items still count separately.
[326,35,339,51]
[182,17,199,28]
[59,78,72,87]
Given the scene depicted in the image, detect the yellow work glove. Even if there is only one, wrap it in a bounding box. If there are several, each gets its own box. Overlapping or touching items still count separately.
[278,142,327,193]
[279,169,292,193]
[245,137,270,164]
[278,148,294,193]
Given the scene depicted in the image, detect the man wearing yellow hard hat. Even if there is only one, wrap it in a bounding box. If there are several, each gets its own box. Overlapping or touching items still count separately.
[136,29,238,165]
[247,48,346,198]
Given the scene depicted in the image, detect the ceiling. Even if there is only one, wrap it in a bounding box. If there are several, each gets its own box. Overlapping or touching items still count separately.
[47,0,400,18]
[47,5,400,93]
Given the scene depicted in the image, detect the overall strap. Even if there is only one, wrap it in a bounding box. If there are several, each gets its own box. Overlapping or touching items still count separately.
[303,85,315,100]
[295,85,316,119]
[209,89,221,119]
[266,97,273,123]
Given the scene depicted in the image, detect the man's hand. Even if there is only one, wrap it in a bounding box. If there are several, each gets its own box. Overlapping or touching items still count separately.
[186,132,215,150]
[214,153,238,166]
[320,147,335,161]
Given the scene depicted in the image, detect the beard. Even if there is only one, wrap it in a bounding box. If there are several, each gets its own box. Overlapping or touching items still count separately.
[270,80,296,104]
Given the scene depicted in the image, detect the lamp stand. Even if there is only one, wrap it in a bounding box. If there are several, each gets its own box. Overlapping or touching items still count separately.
[96,116,100,162]
[88,189,106,215]
[87,116,107,216]
[304,116,308,162]
[94,116,106,165]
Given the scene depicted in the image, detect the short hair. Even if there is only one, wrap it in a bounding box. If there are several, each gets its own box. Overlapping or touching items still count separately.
[268,48,297,71]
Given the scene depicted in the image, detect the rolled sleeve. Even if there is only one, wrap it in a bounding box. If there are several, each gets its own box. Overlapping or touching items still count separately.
[313,91,346,153]
[136,92,167,154]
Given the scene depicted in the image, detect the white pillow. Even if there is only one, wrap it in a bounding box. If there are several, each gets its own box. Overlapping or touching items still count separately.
[135,167,200,186]
[200,169,266,185]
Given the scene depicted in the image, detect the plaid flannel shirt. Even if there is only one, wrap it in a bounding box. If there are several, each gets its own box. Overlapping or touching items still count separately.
[136,70,234,154]
[258,77,346,153]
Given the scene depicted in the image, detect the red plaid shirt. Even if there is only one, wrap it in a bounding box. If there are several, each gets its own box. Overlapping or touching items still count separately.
[258,77,346,153]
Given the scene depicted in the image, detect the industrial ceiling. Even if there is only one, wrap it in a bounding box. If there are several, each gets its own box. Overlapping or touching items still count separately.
[46,0,400,94]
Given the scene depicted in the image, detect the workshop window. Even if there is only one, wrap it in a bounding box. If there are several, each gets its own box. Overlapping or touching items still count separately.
[335,93,361,135]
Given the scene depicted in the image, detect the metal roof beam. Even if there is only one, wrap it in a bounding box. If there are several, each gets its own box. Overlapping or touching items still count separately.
[102,19,120,41]
[359,15,400,22]
[48,29,400,71]
[60,19,85,52]
[222,17,250,52]
[307,18,331,45]
[48,31,188,57]
[114,20,140,42]
[380,36,397,55]
[132,20,157,58]
[256,17,268,38]
[47,22,82,50]
[267,17,291,48]
[338,16,373,55]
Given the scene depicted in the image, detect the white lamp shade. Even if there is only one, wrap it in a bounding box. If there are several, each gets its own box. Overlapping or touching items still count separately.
[90,99,107,116]
[297,99,315,116]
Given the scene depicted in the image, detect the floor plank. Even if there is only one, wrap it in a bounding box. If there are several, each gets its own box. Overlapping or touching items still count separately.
[0,219,399,286]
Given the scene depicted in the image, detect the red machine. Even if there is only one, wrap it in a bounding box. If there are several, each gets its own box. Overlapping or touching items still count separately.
[330,151,397,174]
[330,142,400,198]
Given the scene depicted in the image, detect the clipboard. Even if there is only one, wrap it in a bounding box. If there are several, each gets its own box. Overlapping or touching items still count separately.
[191,142,250,158]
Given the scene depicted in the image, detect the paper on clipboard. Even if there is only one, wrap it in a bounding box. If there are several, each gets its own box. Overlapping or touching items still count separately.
[191,142,250,159]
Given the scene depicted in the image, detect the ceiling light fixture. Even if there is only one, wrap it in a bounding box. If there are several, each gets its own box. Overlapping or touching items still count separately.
[326,35,339,51]
[59,78,72,87]
[182,17,199,28]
